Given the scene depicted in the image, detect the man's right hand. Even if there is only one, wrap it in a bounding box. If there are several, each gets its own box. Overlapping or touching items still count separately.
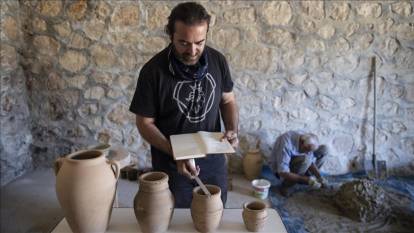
[176,159,200,179]
[308,176,322,189]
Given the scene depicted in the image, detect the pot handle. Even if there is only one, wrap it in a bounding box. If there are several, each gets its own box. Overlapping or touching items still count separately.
[108,160,120,180]
[54,158,64,176]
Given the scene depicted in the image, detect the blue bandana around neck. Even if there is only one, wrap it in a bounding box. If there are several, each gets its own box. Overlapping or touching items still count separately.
[168,45,208,81]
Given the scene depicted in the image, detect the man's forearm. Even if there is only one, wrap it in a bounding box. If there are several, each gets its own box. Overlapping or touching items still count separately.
[136,116,172,156]
[220,99,238,132]
[279,172,309,184]
[308,163,322,179]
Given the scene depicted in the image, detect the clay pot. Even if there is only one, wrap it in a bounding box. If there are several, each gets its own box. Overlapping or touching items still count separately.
[243,149,263,180]
[54,150,120,233]
[242,201,268,232]
[88,143,111,156]
[191,185,223,233]
[134,172,174,233]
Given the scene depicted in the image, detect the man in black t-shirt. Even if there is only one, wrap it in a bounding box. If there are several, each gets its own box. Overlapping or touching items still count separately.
[129,2,239,208]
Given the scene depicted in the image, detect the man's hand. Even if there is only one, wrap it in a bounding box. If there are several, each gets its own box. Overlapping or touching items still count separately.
[308,176,322,189]
[317,177,329,188]
[176,159,200,179]
[222,130,239,148]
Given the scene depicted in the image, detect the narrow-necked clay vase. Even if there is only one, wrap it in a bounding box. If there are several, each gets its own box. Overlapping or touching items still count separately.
[191,184,223,233]
[243,148,263,181]
[54,150,120,233]
[134,171,174,233]
[242,201,268,232]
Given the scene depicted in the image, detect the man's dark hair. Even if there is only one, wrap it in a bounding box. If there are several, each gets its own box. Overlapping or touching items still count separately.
[165,2,211,39]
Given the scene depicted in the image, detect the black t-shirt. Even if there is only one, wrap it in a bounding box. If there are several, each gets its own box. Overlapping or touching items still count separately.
[129,45,233,170]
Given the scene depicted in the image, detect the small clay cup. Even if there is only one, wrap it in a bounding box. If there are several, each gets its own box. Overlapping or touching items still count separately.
[242,201,268,232]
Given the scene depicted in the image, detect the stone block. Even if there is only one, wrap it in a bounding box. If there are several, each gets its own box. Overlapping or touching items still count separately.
[329,2,350,21]
[356,3,382,18]
[67,0,87,20]
[107,103,133,125]
[0,44,18,72]
[223,7,255,25]
[37,0,62,17]
[59,50,88,73]
[212,27,240,50]
[32,17,47,32]
[33,35,60,56]
[147,4,170,29]
[111,5,140,28]
[2,16,20,41]
[84,86,105,100]
[301,1,325,20]
[83,17,105,40]
[262,1,292,26]
[91,44,116,69]
[54,21,71,38]
[391,1,412,17]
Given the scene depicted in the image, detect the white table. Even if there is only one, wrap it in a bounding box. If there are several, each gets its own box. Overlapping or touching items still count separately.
[51,208,287,233]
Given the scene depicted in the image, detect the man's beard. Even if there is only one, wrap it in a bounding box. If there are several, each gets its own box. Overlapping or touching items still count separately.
[173,47,202,65]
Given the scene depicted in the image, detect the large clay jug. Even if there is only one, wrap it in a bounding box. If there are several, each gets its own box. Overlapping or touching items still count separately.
[191,185,223,233]
[243,148,263,181]
[54,149,120,233]
[134,171,174,233]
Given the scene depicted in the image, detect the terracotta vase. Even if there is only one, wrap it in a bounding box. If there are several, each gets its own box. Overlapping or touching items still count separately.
[54,150,120,233]
[242,201,268,232]
[191,185,223,233]
[243,149,263,180]
[134,172,174,233]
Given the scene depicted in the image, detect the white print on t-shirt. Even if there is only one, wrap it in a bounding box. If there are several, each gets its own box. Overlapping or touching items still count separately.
[173,73,216,123]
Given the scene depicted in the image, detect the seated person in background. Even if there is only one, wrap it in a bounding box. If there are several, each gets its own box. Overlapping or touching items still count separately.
[268,130,329,196]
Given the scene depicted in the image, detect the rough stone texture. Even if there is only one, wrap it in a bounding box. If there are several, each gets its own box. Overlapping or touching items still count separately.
[391,1,412,17]
[262,1,292,26]
[1,1,414,186]
[223,7,255,25]
[301,1,325,20]
[110,5,140,29]
[1,1,33,185]
[32,17,47,32]
[67,0,87,21]
[90,44,116,68]
[356,3,382,18]
[53,21,71,38]
[59,50,88,73]
[334,179,390,222]
[329,2,350,21]
[36,0,62,17]
[33,35,60,56]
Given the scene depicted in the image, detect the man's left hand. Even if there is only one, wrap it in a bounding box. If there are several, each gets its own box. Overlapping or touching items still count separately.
[222,131,239,148]
[318,177,329,188]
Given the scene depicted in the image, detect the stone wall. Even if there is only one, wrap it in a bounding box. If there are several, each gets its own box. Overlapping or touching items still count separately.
[1,1,413,184]
[1,1,33,185]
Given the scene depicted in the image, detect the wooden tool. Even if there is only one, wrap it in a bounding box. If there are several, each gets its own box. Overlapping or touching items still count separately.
[189,158,211,197]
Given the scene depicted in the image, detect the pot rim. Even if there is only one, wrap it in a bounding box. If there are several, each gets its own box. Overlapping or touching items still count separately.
[139,171,169,184]
[243,201,267,212]
[65,149,105,164]
[193,184,221,197]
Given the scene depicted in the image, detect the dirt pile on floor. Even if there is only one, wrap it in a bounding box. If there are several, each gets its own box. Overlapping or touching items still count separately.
[334,179,390,222]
